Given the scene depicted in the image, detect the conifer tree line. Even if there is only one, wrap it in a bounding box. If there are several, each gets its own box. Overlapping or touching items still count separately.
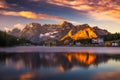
[0,30,33,47]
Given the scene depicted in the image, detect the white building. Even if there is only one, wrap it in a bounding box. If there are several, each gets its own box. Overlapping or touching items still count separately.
[112,42,119,47]
[92,38,104,45]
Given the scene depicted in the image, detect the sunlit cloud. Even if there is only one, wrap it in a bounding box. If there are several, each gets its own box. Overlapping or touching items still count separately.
[0,10,65,21]
[0,0,9,9]
[46,0,120,23]
[19,73,35,80]
[30,0,42,2]
[0,0,120,33]
[47,0,93,11]
[3,27,11,32]
[67,20,80,25]
[14,23,24,30]
[92,69,120,80]
[89,10,120,23]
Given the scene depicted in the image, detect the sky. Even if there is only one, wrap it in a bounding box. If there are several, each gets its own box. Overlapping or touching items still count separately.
[0,0,120,33]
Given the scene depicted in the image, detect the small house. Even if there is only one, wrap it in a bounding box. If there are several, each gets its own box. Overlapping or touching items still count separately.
[75,42,81,46]
[92,38,104,45]
[112,42,119,47]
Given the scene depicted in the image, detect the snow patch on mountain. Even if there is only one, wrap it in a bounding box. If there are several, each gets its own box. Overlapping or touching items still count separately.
[40,31,58,38]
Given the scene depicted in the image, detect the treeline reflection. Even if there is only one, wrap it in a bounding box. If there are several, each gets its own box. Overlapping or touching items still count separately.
[0,52,120,71]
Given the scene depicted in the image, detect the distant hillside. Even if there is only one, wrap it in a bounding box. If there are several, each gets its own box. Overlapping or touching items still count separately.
[9,21,110,44]
[0,30,33,47]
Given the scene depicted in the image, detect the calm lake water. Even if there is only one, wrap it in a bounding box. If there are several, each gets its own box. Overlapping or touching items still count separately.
[0,52,120,80]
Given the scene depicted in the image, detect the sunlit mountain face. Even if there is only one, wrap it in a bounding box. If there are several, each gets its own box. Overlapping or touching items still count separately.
[63,52,96,65]
[8,21,109,44]
[60,27,98,41]
[59,21,98,41]
[0,0,120,33]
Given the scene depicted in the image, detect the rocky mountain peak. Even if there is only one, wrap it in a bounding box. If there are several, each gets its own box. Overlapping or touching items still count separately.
[19,23,42,43]
[93,26,110,36]
[25,23,41,29]
[8,21,110,44]
[76,24,90,31]
[12,28,21,32]
[9,28,21,37]
[59,21,75,31]
[59,21,67,25]
[60,21,73,26]
[21,23,41,33]
[27,22,41,26]
[93,26,99,29]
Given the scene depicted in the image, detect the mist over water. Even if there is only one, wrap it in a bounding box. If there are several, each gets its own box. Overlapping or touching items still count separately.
[0,46,120,54]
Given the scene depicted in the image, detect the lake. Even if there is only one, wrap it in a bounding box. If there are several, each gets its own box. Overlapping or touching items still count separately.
[0,47,120,80]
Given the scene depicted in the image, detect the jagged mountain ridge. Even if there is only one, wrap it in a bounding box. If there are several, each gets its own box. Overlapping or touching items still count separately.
[9,21,110,43]
[20,23,42,43]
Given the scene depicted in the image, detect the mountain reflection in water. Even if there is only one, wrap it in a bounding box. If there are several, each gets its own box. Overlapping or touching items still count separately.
[0,52,120,80]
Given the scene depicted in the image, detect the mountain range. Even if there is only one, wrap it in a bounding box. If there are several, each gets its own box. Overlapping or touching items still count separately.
[9,21,110,44]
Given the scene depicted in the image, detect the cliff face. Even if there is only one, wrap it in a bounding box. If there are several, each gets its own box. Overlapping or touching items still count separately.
[9,21,110,43]
[59,22,98,41]
[20,23,42,43]
[93,26,110,36]
[8,28,21,37]
[60,27,97,41]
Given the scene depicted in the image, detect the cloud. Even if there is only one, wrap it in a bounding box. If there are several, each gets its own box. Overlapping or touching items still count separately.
[46,0,120,23]
[92,69,120,80]
[47,0,93,11]
[14,23,24,30]
[0,0,9,9]
[19,73,35,80]
[19,11,65,20]
[67,20,80,25]
[3,27,11,32]
[2,23,24,32]
[0,10,19,16]
[89,10,120,23]
[0,10,65,21]
[30,0,42,2]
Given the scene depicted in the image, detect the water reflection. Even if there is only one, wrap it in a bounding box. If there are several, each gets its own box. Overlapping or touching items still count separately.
[0,52,120,70]
[0,52,120,80]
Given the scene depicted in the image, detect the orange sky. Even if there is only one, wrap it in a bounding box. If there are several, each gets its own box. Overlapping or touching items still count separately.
[0,0,120,33]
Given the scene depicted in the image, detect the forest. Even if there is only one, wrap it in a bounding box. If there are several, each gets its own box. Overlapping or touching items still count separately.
[0,30,33,47]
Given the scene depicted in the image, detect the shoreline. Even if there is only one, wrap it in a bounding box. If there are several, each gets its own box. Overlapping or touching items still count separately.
[0,46,120,54]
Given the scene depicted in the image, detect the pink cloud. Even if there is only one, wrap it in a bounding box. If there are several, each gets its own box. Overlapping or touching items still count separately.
[0,10,65,21]
[92,69,120,80]
[0,0,9,9]
[46,0,120,23]
[3,27,11,32]
[13,23,24,30]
